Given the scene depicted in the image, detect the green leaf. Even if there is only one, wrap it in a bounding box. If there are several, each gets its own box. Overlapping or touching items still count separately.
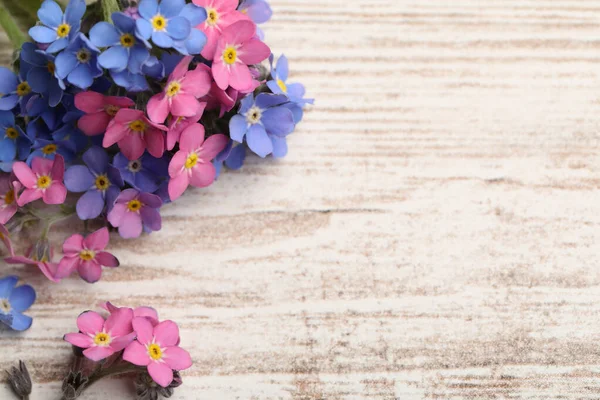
[0,8,28,49]
[0,0,39,35]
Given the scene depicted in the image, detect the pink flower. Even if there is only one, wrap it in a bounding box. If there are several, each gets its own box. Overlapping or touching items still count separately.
[123,317,192,387]
[0,175,19,224]
[212,20,270,91]
[166,102,206,151]
[56,228,120,284]
[192,0,249,60]
[75,92,135,136]
[107,189,162,239]
[12,155,67,206]
[5,239,60,282]
[147,56,211,124]
[101,302,160,327]
[103,109,166,161]
[0,224,14,256]
[167,124,228,201]
[64,308,136,362]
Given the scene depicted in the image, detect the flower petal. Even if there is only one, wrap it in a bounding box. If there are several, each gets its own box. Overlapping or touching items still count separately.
[165,16,190,40]
[163,346,192,370]
[64,332,93,348]
[246,124,272,158]
[84,227,109,251]
[90,22,121,48]
[64,165,95,192]
[105,307,134,337]
[9,312,33,331]
[98,45,129,71]
[189,162,215,188]
[43,182,67,205]
[38,0,63,28]
[148,362,174,387]
[83,346,115,362]
[78,260,102,283]
[77,310,105,335]
[123,340,151,366]
[154,320,179,347]
[12,161,36,187]
[9,284,36,312]
[96,251,120,267]
[132,316,154,344]
[160,0,185,18]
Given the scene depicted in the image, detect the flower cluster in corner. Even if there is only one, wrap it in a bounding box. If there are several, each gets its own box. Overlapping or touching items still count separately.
[6,303,191,399]
[0,0,312,284]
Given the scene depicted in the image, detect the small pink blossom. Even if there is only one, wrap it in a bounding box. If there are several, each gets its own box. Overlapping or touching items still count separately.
[56,228,120,284]
[212,20,270,91]
[5,240,60,282]
[64,308,136,362]
[12,155,67,206]
[147,56,211,124]
[0,224,14,256]
[103,109,166,161]
[107,189,162,239]
[167,124,228,201]
[0,175,19,224]
[123,317,192,387]
[166,102,206,151]
[75,92,135,136]
[192,0,249,60]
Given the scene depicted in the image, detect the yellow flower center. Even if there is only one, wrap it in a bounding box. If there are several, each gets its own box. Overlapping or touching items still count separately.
[120,33,135,48]
[207,9,219,26]
[105,105,120,117]
[185,152,198,169]
[57,23,71,38]
[152,15,167,31]
[4,189,14,205]
[42,144,57,155]
[166,81,181,97]
[16,82,31,97]
[148,344,162,360]
[246,107,262,124]
[5,127,18,139]
[223,47,237,65]
[277,79,287,93]
[127,199,142,212]
[93,332,111,346]
[129,120,147,133]
[95,175,110,191]
[79,249,96,261]
[47,61,55,75]
[76,49,91,63]
[37,175,52,189]
[0,299,10,314]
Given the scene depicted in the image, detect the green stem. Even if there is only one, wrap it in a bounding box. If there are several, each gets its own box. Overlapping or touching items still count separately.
[0,7,27,49]
[101,0,121,22]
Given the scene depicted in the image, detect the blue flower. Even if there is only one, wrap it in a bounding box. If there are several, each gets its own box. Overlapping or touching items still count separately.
[90,12,150,73]
[0,63,35,112]
[112,152,168,193]
[27,138,75,164]
[28,0,86,54]
[64,146,124,220]
[19,43,64,108]
[238,0,272,40]
[0,111,32,164]
[110,70,149,92]
[135,0,192,50]
[0,276,36,331]
[213,139,246,177]
[229,93,295,158]
[267,54,314,122]
[55,33,102,90]
[172,3,207,56]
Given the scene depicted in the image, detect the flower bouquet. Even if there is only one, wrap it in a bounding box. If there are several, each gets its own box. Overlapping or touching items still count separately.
[0,0,312,397]
[0,0,312,284]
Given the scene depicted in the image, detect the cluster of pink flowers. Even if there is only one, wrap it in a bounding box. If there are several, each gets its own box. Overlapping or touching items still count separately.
[65,302,192,388]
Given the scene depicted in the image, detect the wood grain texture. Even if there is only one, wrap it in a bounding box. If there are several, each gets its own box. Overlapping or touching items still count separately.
[1,0,600,398]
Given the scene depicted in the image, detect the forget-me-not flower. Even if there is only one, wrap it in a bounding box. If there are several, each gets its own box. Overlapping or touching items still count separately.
[28,0,86,54]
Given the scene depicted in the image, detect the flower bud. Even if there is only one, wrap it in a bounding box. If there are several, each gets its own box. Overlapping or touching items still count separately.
[6,360,32,398]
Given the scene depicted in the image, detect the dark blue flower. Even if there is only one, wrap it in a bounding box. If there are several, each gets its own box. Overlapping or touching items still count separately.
[0,111,32,164]
[64,146,124,220]
[20,43,64,108]
[229,93,295,158]
[0,276,36,331]
[172,3,207,55]
[0,63,35,112]
[135,0,192,50]
[28,0,86,54]
[213,139,246,177]
[27,138,75,164]
[90,12,150,73]
[55,33,102,90]
[112,152,168,193]
[110,69,149,92]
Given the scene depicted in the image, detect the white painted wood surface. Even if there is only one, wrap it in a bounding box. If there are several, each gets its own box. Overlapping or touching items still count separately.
[1,0,600,398]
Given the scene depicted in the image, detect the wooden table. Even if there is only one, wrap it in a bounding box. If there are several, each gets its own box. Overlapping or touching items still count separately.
[1,0,600,398]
